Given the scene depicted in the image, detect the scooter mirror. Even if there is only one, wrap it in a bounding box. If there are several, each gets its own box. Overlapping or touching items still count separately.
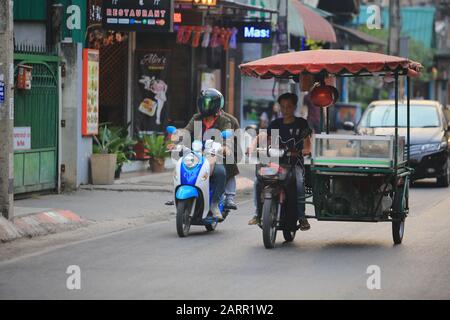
[192,140,203,152]
[166,126,177,134]
[221,130,232,139]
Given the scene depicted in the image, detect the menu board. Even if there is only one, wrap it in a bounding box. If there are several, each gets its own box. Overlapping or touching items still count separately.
[102,0,174,32]
[82,49,100,136]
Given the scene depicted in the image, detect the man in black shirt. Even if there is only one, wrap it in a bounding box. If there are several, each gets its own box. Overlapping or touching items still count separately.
[249,93,312,231]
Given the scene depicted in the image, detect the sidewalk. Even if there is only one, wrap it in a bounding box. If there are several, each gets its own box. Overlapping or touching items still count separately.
[1,168,254,242]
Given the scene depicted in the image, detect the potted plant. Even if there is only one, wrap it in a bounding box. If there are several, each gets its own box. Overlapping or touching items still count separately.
[143,134,169,173]
[108,125,137,179]
[92,124,119,184]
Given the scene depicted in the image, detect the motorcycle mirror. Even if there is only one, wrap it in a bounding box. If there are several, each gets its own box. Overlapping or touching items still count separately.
[268,148,285,158]
[166,126,177,134]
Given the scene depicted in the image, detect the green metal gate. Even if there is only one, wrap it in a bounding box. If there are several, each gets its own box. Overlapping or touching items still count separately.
[13,51,59,195]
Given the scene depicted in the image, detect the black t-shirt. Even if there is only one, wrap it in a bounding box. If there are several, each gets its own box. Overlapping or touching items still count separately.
[267,117,312,166]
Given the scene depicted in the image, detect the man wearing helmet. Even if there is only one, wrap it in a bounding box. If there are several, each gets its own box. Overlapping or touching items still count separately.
[181,88,236,219]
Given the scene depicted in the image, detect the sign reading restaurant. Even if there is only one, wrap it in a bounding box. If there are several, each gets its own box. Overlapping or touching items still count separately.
[102,0,174,32]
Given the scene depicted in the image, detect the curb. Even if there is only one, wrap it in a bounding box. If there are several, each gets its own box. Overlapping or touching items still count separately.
[80,177,255,193]
[0,210,88,243]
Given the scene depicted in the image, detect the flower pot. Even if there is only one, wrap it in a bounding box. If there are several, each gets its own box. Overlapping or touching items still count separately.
[114,165,122,179]
[91,153,117,185]
[149,158,165,173]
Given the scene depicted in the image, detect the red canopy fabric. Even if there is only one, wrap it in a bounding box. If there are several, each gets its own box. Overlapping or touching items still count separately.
[239,49,423,78]
[292,1,336,43]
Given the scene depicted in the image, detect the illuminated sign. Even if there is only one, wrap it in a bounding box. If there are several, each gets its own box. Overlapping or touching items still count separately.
[102,0,174,32]
[237,22,272,43]
[192,0,217,6]
[174,12,182,23]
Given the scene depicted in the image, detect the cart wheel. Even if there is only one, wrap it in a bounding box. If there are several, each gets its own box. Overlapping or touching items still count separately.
[283,230,296,242]
[392,182,408,244]
[392,219,405,244]
[262,198,278,249]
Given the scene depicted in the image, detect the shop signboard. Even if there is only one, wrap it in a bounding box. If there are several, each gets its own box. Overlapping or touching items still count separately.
[237,22,272,43]
[13,127,31,151]
[82,49,100,136]
[134,50,171,134]
[0,80,4,105]
[102,0,174,32]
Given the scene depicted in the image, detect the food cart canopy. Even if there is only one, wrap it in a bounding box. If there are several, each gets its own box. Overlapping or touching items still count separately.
[239,49,422,78]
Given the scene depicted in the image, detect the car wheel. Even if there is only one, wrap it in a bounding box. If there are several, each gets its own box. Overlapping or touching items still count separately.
[436,161,450,188]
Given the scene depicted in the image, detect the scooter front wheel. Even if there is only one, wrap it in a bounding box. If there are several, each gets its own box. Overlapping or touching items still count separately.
[176,199,193,237]
[262,198,278,249]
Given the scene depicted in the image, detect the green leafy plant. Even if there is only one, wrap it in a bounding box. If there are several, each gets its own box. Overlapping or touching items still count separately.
[142,134,170,160]
[93,123,137,168]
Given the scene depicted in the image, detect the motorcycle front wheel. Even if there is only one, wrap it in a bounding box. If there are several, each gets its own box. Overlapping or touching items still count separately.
[262,198,278,249]
[176,199,193,237]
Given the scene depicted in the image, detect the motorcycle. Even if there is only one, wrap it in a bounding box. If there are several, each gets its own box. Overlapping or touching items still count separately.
[167,126,231,237]
[255,147,310,249]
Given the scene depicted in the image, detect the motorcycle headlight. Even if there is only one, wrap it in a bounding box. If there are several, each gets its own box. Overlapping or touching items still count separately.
[183,153,200,169]
[420,143,441,153]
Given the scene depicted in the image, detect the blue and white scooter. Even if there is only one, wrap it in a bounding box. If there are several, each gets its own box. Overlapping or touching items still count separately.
[167,126,230,237]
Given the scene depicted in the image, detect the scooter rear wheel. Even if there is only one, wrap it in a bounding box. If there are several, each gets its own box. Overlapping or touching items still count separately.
[176,199,193,237]
[205,221,217,232]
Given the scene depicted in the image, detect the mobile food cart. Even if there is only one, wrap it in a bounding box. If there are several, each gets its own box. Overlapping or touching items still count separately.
[239,49,422,247]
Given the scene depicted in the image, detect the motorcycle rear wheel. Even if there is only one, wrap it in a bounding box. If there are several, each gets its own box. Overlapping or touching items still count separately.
[282,230,296,242]
[262,198,278,249]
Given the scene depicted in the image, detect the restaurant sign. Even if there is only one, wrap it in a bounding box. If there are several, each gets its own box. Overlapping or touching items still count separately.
[102,0,174,32]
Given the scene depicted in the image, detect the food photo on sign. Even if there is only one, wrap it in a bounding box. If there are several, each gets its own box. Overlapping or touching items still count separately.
[134,50,171,135]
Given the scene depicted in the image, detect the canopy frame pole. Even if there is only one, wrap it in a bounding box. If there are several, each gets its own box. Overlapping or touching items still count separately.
[394,72,399,170]
[406,75,411,163]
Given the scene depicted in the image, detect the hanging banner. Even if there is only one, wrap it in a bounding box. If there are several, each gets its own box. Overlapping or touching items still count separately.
[134,50,171,135]
[102,0,174,32]
[82,49,100,136]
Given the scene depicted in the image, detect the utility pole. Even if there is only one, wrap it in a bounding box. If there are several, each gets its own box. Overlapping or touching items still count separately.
[388,0,401,55]
[0,0,15,220]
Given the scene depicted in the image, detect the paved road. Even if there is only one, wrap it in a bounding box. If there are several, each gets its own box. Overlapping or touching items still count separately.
[0,180,449,300]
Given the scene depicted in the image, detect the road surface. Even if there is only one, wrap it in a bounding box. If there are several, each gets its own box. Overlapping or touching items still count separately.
[0,180,449,299]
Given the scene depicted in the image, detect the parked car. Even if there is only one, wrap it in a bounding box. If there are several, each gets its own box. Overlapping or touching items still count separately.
[345,100,450,187]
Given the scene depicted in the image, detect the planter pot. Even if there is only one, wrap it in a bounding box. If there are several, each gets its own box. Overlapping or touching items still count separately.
[149,158,165,173]
[114,165,122,179]
[91,153,117,185]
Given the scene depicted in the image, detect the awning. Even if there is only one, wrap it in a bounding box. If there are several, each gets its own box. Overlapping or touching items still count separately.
[219,0,278,14]
[290,0,337,43]
[333,24,386,47]
[239,49,423,78]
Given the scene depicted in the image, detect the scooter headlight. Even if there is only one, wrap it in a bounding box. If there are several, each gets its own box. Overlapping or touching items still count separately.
[183,153,200,169]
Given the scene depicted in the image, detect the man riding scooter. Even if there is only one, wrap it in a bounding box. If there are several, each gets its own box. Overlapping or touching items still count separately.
[248,93,313,231]
[171,88,233,220]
